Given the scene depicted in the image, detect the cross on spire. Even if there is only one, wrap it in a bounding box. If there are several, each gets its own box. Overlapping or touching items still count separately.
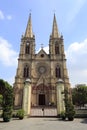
[29,9,32,14]
[41,43,43,49]
[53,9,56,14]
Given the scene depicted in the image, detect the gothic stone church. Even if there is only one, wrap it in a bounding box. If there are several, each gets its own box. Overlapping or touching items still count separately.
[13,13,70,116]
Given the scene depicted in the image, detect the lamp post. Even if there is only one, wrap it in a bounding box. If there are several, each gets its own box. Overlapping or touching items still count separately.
[23,78,31,117]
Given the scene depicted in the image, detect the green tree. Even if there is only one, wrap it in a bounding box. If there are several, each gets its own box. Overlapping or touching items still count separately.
[72,85,87,107]
[0,94,3,106]
[0,79,13,122]
[64,88,75,121]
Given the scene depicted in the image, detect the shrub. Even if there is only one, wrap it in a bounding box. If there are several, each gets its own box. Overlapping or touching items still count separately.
[3,111,12,122]
[66,101,75,121]
[17,109,25,119]
[0,79,13,122]
[60,111,66,120]
[64,88,75,121]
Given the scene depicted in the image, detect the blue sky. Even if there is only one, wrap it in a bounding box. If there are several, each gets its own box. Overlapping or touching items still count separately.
[0,0,87,87]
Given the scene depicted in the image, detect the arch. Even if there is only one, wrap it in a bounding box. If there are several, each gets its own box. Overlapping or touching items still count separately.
[23,65,29,78]
[36,84,50,92]
[55,66,61,78]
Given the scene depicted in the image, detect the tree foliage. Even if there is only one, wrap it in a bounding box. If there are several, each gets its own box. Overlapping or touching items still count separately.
[0,79,13,122]
[72,85,87,107]
[0,94,3,106]
[64,88,75,121]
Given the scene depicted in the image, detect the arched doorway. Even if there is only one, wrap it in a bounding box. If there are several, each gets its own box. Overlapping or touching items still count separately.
[39,94,45,105]
[36,84,50,106]
[31,83,57,117]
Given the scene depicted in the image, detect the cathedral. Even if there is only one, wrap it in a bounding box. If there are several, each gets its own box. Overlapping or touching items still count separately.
[13,13,71,116]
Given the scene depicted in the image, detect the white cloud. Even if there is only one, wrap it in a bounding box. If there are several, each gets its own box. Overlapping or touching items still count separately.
[37,46,49,54]
[66,38,87,86]
[0,10,12,20]
[43,46,49,54]
[0,37,18,66]
[0,10,4,20]
[7,15,12,20]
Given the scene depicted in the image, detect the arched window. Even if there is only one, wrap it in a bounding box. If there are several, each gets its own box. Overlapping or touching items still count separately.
[55,66,61,78]
[55,45,60,54]
[23,65,29,78]
[25,43,30,54]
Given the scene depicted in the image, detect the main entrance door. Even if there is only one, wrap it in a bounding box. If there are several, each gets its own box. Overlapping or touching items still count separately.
[39,94,45,105]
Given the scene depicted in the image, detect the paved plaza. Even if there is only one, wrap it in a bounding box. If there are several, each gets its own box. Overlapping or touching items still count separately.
[0,118,87,130]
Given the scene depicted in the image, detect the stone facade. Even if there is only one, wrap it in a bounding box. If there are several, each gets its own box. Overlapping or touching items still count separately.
[13,13,70,114]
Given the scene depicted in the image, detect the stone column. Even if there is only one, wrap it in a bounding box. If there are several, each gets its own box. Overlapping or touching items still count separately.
[56,79,65,115]
[23,78,31,117]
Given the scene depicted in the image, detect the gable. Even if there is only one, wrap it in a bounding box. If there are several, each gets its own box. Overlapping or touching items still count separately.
[35,49,49,60]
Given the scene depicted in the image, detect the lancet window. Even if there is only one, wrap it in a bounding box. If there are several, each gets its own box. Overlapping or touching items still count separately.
[55,41,60,54]
[25,43,30,54]
[55,66,61,78]
[23,65,29,78]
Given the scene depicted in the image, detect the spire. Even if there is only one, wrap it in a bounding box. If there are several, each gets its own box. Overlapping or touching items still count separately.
[25,13,33,38]
[52,14,59,38]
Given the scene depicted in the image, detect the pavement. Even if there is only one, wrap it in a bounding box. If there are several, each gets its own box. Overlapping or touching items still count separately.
[0,118,87,130]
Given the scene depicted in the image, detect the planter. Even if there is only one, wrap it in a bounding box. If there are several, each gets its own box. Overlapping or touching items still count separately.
[3,117,10,122]
[19,116,24,120]
[3,118,10,122]
[68,117,74,121]
[62,116,66,120]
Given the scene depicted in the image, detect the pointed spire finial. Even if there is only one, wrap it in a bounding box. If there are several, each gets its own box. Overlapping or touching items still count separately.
[25,12,33,38]
[52,13,59,38]
[53,9,56,14]
[41,43,43,49]
[30,9,32,13]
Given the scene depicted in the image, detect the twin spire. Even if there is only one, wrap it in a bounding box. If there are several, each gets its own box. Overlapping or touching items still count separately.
[25,13,33,38]
[25,13,59,38]
[52,13,60,38]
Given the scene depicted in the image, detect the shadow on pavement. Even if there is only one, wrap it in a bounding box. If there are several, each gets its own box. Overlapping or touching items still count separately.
[80,118,87,124]
[43,118,58,121]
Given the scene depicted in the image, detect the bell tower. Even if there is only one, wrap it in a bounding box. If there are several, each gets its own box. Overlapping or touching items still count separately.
[14,13,35,107]
[49,14,64,58]
[20,13,35,59]
[49,14,70,89]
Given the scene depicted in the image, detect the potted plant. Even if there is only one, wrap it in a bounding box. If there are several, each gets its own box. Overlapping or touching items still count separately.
[17,109,25,120]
